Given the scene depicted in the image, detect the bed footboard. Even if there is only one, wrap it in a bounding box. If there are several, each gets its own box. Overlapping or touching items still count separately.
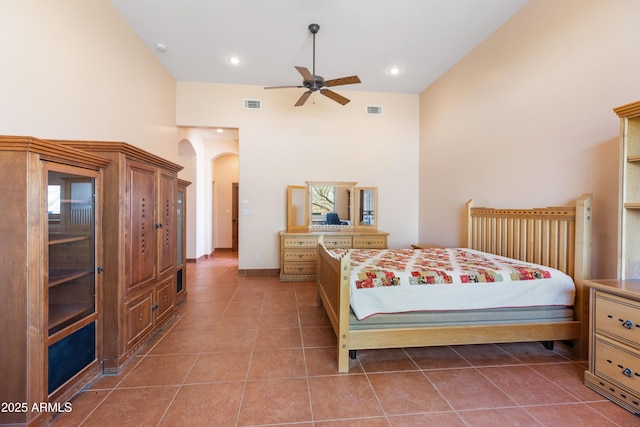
[316,237,352,372]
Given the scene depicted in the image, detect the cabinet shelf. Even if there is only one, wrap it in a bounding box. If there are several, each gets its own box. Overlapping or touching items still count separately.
[48,303,94,333]
[624,203,640,209]
[48,269,93,287]
[49,234,91,245]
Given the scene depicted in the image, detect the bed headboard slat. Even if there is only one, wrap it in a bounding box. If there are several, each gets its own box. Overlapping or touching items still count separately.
[465,195,590,281]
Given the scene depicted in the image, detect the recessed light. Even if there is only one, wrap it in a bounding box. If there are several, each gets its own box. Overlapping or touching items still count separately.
[216,128,224,133]
[156,43,168,53]
[388,67,401,75]
[228,56,241,65]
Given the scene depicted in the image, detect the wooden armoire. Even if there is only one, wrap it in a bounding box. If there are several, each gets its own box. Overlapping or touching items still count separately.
[59,140,183,373]
[0,136,110,427]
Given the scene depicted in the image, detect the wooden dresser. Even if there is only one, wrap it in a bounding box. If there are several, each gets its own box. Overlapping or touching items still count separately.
[584,279,640,415]
[279,231,388,281]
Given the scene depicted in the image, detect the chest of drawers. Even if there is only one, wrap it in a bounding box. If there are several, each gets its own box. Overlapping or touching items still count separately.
[584,279,640,415]
[280,231,389,281]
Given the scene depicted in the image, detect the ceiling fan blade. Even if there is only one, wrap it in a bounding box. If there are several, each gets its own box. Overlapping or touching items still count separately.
[294,91,312,107]
[321,89,350,105]
[295,66,314,81]
[324,75,361,87]
[264,85,304,89]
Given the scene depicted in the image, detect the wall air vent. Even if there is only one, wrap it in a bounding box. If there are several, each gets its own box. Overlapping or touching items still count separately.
[243,99,262,110]
[366,105,383,115]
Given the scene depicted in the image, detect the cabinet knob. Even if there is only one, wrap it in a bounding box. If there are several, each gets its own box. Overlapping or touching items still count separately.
[155,223,163,229]
[622,367,634,378]
[97,266,104,273]
[622,320,635,329]
[138,313,143,321]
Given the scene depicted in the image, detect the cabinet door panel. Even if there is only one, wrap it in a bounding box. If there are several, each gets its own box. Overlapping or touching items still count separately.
[126,292,153,346]
[154,278,174,324]
[126,161,157,292]
[158,171,175,276]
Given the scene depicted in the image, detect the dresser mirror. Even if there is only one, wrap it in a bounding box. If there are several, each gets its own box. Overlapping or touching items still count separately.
[286,182,378,232]
[287,185,308,232]
[354,187,378,230]
[308,181,355,230]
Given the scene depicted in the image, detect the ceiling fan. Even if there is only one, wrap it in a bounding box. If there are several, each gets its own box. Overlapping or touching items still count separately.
[264,23,361,106]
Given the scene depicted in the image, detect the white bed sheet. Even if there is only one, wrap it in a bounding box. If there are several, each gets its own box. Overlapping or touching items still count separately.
[339,248,576,320]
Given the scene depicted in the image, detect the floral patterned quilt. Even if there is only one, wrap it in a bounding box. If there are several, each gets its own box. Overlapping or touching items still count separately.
[330,248,575,320]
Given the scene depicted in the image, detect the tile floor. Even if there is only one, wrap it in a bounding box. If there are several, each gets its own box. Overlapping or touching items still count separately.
[50,252,640,426]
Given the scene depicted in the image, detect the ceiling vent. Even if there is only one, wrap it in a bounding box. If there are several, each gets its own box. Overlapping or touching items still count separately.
[366,105,383,115]
[243,99,262,110]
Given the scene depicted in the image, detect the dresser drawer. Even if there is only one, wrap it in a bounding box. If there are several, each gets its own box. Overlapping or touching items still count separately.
[282,262,316,276]
[595,291,640,348]
[323,235,352,248]
[283,236,318,249]
[283,249,317,263]
[594,335,640,394]
[352,235,387,248]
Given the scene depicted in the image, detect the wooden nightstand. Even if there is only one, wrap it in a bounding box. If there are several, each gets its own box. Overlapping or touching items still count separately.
[584,279,640,415]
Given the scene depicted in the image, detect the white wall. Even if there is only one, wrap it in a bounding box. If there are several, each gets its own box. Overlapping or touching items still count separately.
[177,83,420,270]
[0,0,178,161]
[419,0,640,278]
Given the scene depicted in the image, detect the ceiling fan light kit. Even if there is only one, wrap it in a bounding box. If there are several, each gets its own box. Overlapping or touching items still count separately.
[265,23,361,106]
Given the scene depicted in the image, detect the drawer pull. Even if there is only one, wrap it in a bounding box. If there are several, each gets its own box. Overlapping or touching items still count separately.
[138,313,143,321]
[623,367,634,378]
[622,320,635,329]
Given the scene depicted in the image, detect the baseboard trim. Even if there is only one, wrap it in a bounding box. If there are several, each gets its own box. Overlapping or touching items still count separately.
[186,254,209,263]
[239,268,280,276]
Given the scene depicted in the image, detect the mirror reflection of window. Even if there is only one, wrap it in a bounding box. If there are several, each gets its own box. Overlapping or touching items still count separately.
[71,182,93,208]
[360,189,375,225]
[311,185,335,215]
[48,185,61,214]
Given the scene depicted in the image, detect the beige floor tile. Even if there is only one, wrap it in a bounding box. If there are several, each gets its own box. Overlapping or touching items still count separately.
[237,378,312,425]
[159,382,244,426]
[117,354,198,388]
[309,374,384,421]
[368,371,452,414]
[479,365,578,406]
[426,367,517,410]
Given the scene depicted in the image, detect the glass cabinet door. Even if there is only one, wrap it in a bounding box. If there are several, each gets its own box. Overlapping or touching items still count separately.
[46,167,98,336]
[176,189,184,266]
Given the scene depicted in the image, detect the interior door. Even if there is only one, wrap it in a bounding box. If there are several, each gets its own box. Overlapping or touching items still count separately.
[232,182,238,251]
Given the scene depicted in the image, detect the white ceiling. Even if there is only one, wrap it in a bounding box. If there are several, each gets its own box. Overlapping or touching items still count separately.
[110,0,529,94]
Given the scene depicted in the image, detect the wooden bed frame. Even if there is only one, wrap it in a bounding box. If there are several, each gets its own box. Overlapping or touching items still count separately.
[316,194,592,372]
